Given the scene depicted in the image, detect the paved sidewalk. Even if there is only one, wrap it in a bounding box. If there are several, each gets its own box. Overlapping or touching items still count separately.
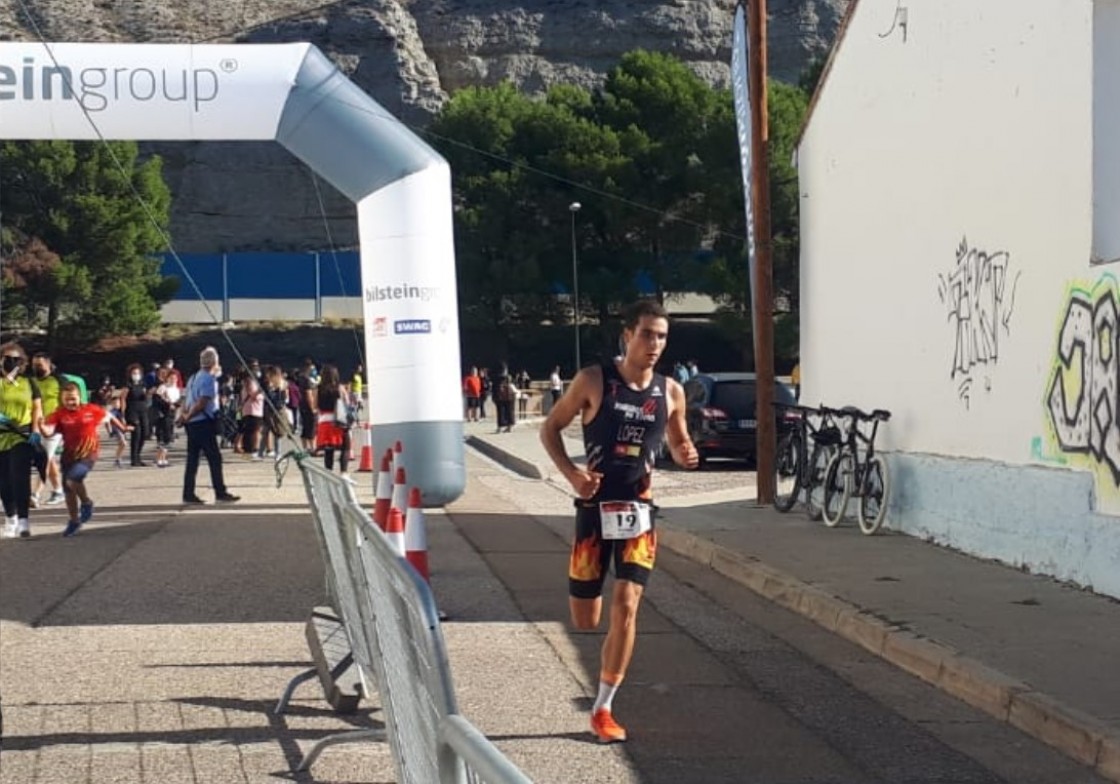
[466,420,1120,783]
[0,438,640,783]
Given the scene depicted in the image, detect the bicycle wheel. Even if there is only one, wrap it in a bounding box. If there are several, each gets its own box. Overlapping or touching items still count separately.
[804,444,834,521]
[857,455,891,535]
[822,451,853,527]
[773,432,803,512]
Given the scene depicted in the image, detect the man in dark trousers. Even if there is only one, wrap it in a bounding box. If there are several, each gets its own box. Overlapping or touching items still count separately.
[177,346,239,504]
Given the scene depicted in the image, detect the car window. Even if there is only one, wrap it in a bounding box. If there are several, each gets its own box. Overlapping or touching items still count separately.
[774,383,797,405]
[707,380,795,414]
[684,380,708,406]
[710,381,754,416]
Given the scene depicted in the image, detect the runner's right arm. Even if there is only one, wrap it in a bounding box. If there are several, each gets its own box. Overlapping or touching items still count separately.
[539,367,602,500]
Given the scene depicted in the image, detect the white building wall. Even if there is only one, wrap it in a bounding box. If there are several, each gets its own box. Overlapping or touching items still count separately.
[229,299,316,322]
[1095,0,1120,264]
[160,300,224,324]
[321,296,363,320]
[798,0,1119,597]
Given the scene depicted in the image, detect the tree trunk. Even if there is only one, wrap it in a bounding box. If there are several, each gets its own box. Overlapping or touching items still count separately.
[47,301,59,355]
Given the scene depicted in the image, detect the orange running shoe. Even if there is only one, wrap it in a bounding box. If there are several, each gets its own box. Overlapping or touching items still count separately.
[590,708,627,743]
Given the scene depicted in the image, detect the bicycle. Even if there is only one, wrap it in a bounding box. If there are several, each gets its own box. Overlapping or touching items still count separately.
[773,403,843,520]
[820,406,892,534]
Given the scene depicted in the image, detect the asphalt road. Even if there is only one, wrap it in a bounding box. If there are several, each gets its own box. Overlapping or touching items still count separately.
[463,444,1106,784]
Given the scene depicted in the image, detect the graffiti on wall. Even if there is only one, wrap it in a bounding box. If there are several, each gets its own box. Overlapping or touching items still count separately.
[1044,275,1120,492]
[937,236,1021,408]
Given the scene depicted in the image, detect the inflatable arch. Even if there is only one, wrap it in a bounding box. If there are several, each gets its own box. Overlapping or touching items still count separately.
[0,42,465,504]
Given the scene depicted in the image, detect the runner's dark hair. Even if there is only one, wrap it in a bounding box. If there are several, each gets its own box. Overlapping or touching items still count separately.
[622,300,669,330]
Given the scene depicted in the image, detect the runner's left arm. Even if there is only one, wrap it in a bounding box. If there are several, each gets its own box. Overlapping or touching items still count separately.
[665,379,699,470]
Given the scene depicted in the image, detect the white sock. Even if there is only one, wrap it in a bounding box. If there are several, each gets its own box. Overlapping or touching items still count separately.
[592,680,620,714]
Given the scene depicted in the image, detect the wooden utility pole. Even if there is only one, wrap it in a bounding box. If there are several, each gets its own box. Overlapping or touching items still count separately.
[748,0,776,504]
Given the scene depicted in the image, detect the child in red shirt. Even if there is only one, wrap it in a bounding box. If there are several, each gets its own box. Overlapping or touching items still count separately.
[42,381,131,537]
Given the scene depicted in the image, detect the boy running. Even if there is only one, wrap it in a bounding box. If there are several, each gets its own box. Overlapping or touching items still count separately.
[40,381,131,537]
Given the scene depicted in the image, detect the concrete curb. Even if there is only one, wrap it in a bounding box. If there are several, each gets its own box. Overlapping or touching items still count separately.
[656,527,1120,784]
[465,435,543,480]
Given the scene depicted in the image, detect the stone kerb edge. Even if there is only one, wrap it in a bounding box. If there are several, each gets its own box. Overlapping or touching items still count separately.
[1099,731,1120,781]
[1008,691,1111,771]
[657,528,1120,784]
[465,435,543,480]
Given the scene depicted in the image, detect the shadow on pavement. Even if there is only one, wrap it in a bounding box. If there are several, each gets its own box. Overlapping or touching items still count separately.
[144,659,313,669]
[0,512,325,627]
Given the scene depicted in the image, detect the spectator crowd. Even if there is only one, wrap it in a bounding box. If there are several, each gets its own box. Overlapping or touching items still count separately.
[0,341,365,539]
[462,364,534,433]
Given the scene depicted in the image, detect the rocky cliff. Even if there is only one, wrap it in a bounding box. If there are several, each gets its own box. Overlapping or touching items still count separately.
[2,0,849,252]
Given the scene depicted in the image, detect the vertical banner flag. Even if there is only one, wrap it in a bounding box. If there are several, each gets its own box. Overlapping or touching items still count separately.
[730,3,760,352]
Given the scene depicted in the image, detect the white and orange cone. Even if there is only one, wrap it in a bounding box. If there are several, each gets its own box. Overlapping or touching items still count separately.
[385,507,406,557]
[404,487,429,582]
[372,449,393,530]
[391,439,404,474]
[357,425,374,473]
[390,466,408,521]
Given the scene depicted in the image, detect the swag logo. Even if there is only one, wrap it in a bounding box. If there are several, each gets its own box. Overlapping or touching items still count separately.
[394,319,431,335]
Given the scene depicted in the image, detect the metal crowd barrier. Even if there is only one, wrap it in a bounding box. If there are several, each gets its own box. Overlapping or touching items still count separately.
[275,451,533,784]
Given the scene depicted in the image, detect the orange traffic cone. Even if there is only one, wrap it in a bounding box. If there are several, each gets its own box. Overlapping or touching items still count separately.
[357,425,374,473]
[373,449,393,530]
[391,440,403,474]
[390,466,408,520]
[385,507,406,557]
[404,487,429,582]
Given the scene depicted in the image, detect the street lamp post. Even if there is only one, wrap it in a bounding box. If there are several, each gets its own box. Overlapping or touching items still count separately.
[569,201,582,373]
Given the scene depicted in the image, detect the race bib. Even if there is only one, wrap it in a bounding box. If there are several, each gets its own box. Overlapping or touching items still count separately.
[599,501,652,540]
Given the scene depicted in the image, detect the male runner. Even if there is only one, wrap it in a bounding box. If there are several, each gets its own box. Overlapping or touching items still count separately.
[540,299,699,743]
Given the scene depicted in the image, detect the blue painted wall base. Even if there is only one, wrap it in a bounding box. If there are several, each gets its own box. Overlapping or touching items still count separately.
[886,453,1120,600]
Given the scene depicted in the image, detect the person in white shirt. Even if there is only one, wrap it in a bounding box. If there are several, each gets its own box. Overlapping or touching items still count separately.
[549,366,563,406]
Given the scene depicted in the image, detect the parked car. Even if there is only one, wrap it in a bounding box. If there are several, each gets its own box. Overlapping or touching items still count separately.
[683,372,798,466]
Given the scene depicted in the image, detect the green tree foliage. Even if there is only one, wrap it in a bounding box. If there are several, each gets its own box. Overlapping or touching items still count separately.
[0,140,175,347]
[428,51,810,365]
[702,79,809,368]
[592,51,730,309]
[799,57,827,95]
[429,82,630,357]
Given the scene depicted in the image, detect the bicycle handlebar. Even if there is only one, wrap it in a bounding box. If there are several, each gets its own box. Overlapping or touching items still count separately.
[771,402,892,425]
[819,405,891,423]
[771,402,820,416]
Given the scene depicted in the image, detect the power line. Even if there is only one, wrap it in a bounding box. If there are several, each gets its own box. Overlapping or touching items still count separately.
[319,91,751,243]
[309,171,365,367]
[10,0,293,433]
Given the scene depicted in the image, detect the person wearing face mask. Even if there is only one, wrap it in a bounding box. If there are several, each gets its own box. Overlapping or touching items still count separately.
[27,352,66,507]
[122,362,151,467]
[162,357,184,438]
[238,361,264,460]
[177,347,239,505]
[163,358,184,391]
[0,342,44,538]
